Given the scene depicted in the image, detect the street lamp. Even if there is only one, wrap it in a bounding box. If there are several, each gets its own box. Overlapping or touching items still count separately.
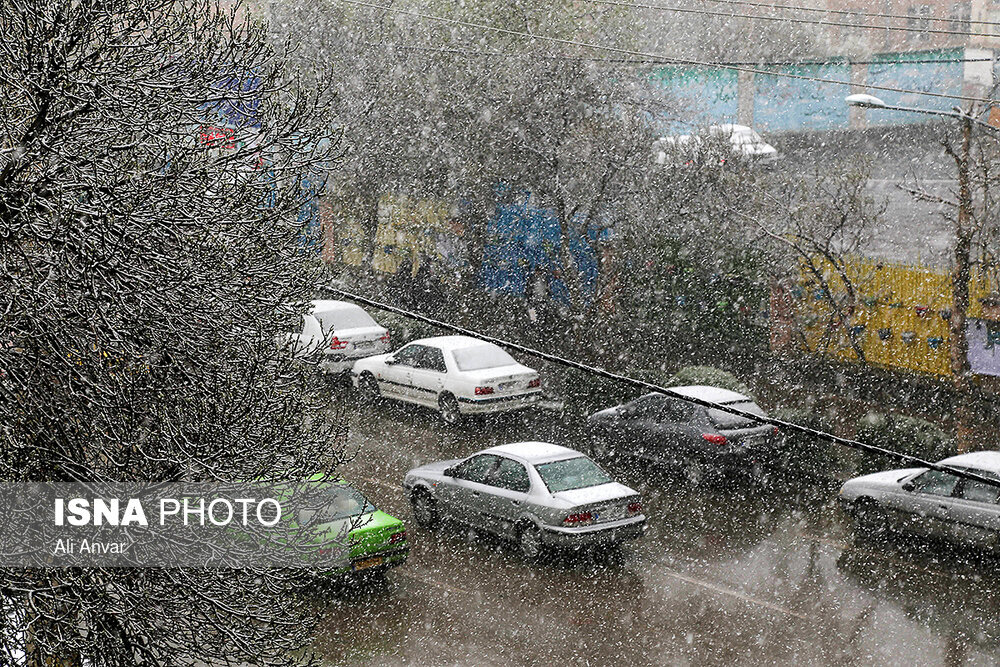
[845,93,997,450]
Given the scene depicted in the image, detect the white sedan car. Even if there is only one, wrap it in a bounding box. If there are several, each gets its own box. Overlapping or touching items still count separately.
[351,335,541,424]
[281,300,390,374]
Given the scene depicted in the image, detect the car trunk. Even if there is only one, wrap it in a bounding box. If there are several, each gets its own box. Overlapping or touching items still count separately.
[327,325,388,355]
[552,483,638,524]
[462,364,537,393]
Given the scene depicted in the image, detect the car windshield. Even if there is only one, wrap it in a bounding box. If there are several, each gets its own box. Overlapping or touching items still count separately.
[452,344,518,371]
[534,457,613,493]
[708,401,766,429]
[297,486,376,525]
[314,308,377,332]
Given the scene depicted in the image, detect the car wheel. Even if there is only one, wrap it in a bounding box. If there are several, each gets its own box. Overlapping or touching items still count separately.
[438,393,462,425]
[411,490,439,529]
[518,523,544,561]
[359,372,380,402]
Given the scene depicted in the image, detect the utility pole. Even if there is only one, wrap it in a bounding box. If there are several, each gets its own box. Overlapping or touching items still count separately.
[951,110,974,451]
[846,94,995,452]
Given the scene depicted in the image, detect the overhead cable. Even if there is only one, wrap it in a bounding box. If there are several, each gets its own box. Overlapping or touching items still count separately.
[336,0,994,104]
[699,0,1000,29]
[382,42,993,68]
[324,286,1000,491]
[584,0,996,38]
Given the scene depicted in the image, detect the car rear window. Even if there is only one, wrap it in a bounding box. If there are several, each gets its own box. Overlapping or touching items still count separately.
[297,486,376,525]
[452,344,517,372]
[314,307,377,332]
[708,401,766,429]
[534,457,612,493]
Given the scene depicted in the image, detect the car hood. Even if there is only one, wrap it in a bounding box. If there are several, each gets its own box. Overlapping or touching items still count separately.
[842,467,925,493]
[551,482,637,508]
[407,459,462,478]
[353,352,393,369]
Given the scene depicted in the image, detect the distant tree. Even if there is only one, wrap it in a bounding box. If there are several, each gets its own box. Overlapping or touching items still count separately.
[0,0,341,664]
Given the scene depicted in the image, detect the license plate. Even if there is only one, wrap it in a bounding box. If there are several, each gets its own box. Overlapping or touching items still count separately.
[600,506,624,521]
[353,556,383,571]
[499,381,517,391]
[355,341,374,349]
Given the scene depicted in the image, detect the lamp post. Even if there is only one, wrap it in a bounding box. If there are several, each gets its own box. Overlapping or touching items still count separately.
[846,94,998,450]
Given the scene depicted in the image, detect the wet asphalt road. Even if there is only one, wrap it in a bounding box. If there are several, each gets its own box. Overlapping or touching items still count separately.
[313,386,1000,666]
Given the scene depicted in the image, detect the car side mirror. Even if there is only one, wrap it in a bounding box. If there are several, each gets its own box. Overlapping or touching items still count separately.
[902,480,915,492]
[385,357,397,366]
[443,467,455,477]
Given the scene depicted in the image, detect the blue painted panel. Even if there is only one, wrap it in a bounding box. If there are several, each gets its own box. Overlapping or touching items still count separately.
[867,51,964,125]
[754,64,851,131]
[647,67,739,134]
[478,190,600,304]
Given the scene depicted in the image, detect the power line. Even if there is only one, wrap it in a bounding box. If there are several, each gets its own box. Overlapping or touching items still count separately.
[336,0,994,105]
[325,286,1000,491]
[585,0,995,38]
[384,42,993,68]
[700,0,1000,30]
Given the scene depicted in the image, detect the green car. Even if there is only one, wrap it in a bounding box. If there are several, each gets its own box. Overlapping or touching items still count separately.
[298,482,409,576]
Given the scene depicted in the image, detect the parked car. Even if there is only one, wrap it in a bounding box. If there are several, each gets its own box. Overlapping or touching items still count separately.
[281,300,390,374]
[351,335,541,424]
[839,451,1000,552]
[653,124,778,166]
[403,442,645,559]
[298,481,409,576]
[587,385,780,483]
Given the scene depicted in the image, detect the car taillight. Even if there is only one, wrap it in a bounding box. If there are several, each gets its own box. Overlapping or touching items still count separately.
[379,331,390,345]
[772,426,779,435]
[702,433,727,445]
[389,530,406,544]
[528,378,541,388]
[330,336,348,350]
[562,512,593,526]
[475,386,494,395]
[627,501,642,515]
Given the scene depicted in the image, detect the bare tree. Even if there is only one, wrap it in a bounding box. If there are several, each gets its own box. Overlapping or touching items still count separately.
[1,0,344,664]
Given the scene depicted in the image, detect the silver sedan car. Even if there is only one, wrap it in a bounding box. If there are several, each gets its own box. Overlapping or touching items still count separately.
[840,451,1000,552]
[403,442,646,559]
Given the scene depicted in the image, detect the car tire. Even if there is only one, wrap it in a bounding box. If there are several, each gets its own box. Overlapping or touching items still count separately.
[359,372,381,402]
[518,523,545,561]
[438,393,462,425]
[411,490,439,529]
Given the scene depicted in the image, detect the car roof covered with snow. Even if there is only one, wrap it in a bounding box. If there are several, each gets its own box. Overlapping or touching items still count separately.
[484,441,582,464]
[939,451,1000,474]
[409,335,500,352]
[663,385,752,405]
[309,299,365,314]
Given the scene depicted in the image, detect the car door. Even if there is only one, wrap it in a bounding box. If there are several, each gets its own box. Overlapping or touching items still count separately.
[646,399,697,465]
[408,345,448,408]
[380,344,424,400]
[896,468,962,538]
[439,454,501,525]
[949,471,1000,548]
[480,457,532,539]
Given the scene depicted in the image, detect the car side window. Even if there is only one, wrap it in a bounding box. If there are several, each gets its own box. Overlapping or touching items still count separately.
[627,395,664,419]
[659,400,690,423]
[910,469,960,497]
[393,344,424,367]
[420,347,447,373]
[452,454,500,484]
[488,458,531,493]
[957,471,1000,505]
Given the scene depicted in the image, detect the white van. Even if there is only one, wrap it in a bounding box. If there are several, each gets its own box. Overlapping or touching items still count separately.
[283,300,391,374]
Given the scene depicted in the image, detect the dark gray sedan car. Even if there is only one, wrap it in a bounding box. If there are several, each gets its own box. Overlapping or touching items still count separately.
[587,385,780,483]
[840,451,1000,552]
[403,442,646,559]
